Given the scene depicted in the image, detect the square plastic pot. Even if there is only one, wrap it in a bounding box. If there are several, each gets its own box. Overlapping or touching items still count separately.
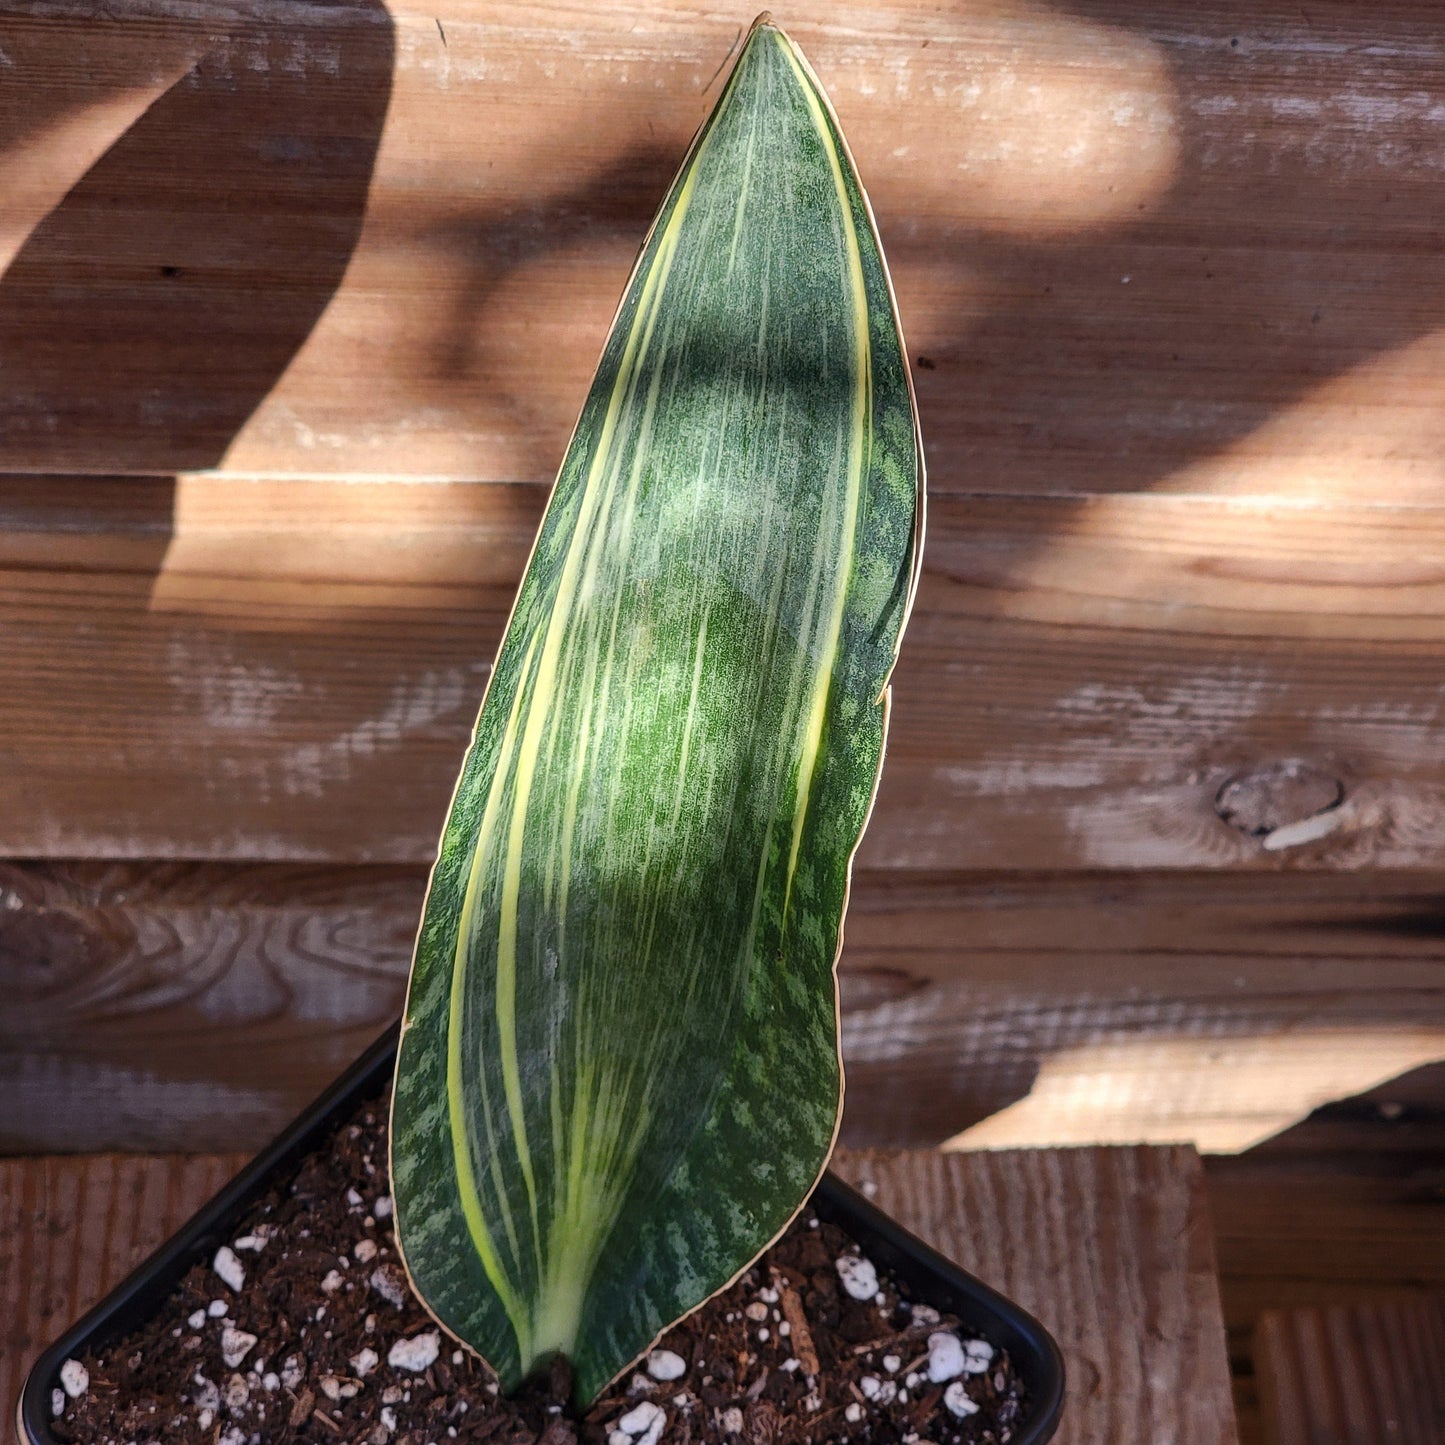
[19,1027,1065,1444]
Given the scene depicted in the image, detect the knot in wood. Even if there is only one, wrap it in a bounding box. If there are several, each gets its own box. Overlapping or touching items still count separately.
[1214,761,1344,838]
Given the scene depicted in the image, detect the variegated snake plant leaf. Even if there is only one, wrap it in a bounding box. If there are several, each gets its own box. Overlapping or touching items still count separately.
[391,14,923,1406]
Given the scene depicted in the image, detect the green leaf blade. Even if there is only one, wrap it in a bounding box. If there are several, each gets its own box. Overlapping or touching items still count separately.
[392,19,923,1405]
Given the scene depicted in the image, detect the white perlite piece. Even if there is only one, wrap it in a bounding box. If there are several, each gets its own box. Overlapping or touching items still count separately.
[233,1225,274,1251]
[208,1300,228,1318]
[617,1400,666,1445]
[213,1246,246,1291]
[844,1403,863,1424]
[961,1338,994,1374]
[859,1376,897,1405]
[373,1194,394,1219]
[371,1265,408,1307]
[944,1382,980,1418]
[388,1331,441,1372]
[321,1269,345,1294]
[59,1360,89,1399]
[224,1374,251,1409]
[883,1354,902,1374]
[354,1238,378,1263]
[187,1309,206,1330]
[262,1373,280,1393]
[351,1347,380,1378]
[721,1406,745,1434]
[221,1327,258,1368]
[835,1254,879,1301]
[219,1425,247,1445]
[281,1355,305,1390]
[908,1303,940,1326]
[926,1332,967,1383]
[51,1388,65,1418]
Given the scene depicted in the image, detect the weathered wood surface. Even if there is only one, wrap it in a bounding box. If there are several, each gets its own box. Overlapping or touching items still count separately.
[6,478,1444,868]
[834,1146,1239,1444]
[4,0,1445,1191]
[0,1151,248,1445]
[1254,1298,1445,1445]
[5,862,1441,1154]
[0,1144,1238,1445]
[5,0,1445,873]
[0,0,1442,499]
[1206,1063,1445,1444]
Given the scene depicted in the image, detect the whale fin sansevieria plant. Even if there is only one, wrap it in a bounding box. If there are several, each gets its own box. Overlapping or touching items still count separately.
[390,13,923,1408]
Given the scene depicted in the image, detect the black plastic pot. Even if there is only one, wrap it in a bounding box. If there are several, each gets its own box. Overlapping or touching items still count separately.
[18,1028,1065,1445]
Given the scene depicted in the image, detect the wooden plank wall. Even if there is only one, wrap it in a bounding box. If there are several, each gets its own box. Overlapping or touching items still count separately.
[3,0,1444,1152]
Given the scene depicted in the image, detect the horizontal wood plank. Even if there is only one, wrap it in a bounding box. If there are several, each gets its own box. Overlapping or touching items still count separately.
[3,862,1442,1154]
[1,0,1444,501]
[5,479,1444,868]
[0,1144,1238,1445]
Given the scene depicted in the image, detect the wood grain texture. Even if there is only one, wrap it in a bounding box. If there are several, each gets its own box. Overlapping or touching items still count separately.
[6,478,1445,868]
[0,861,417,1153]
[0,1151,248,1443]
[833,1145,1239,1444]
[1254,1298,1445,1445]
[10,863,1440,1154]
[3,0,1445,505]
[0,1144,1238,1445]
[1206,1063,1445,1445]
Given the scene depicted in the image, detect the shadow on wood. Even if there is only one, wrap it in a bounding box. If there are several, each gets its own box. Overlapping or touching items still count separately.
[0,2,394,474]
[1206,1061,1445,1443]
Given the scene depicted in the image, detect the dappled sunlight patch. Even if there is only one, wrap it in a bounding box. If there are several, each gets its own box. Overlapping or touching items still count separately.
[831,2,1181,237]
[943,1028,1445,1154]
[148,474,542,630]
[1154,326,1445,505]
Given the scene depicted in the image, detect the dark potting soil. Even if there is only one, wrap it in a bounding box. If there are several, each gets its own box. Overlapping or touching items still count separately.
[54,1093,1025,1445]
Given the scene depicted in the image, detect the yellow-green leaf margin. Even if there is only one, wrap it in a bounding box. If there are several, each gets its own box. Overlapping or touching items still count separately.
[391,16,924,1406]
